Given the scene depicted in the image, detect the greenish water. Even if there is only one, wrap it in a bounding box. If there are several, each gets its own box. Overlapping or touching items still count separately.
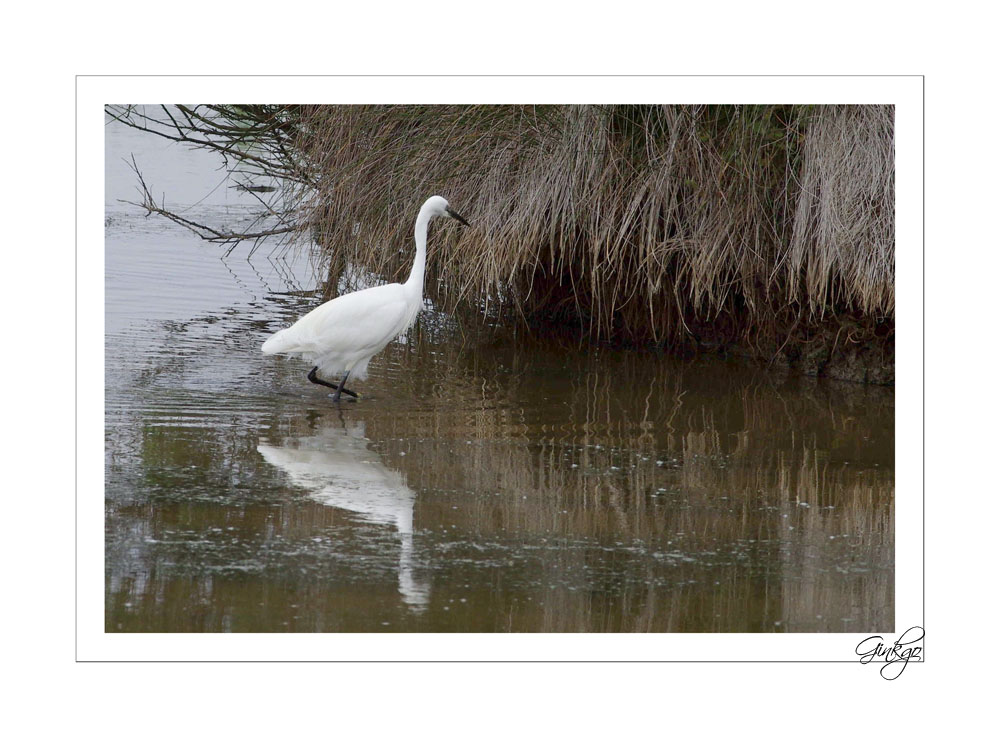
[105,113,894,633]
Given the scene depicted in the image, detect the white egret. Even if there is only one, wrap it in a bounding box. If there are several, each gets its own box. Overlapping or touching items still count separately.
[262,195,469,401]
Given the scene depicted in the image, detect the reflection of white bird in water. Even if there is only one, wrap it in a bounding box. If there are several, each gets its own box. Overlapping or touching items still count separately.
[261,195,470,401]
[257,422,430,610]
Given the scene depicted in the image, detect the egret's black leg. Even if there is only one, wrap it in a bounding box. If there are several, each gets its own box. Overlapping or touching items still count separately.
[307,366,338,389]
[332,370,352,403]
[307,366,358,399]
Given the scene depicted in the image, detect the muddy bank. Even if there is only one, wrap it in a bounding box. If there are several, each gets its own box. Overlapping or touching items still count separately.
[772,334,894,385]
[731,318,893,385]
[521,311,893,385]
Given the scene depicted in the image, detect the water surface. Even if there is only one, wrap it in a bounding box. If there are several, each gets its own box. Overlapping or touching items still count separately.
[105,112,894,633]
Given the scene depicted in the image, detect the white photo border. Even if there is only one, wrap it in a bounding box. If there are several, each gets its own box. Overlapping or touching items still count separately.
[79,75,921,662]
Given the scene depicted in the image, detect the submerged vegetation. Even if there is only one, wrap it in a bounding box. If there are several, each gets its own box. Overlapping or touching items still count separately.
[107,104,895,383]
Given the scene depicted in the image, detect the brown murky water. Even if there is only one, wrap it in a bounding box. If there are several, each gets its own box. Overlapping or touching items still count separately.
[105,112,894,633]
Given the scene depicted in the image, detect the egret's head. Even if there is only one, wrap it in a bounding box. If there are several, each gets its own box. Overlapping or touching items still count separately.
[425,195,470,226]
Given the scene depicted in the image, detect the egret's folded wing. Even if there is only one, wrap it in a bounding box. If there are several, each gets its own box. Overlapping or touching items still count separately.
[301,285,410,353]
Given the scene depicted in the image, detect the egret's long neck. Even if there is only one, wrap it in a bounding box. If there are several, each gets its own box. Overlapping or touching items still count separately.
[404,206,432,294]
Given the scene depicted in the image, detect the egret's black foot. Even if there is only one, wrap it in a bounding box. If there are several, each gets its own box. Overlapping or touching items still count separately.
[308,366,359,399]
[330,369,355,404]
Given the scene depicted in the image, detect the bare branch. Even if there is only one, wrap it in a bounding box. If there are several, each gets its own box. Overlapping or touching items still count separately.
[122,154,301,245]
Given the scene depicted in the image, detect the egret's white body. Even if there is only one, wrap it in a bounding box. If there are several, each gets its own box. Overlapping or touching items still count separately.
[262,281,421,381]
[262,195,468,398]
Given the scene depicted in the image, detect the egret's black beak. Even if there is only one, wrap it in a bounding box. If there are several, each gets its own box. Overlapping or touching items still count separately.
[446,206,470,227]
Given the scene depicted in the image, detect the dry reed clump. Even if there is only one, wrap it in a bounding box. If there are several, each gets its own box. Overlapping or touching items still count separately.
[289,104,894,369]
[788,106,895,316]
[107,104,894,379]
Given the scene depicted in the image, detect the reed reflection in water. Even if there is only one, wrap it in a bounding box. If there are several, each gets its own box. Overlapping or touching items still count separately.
[106,307,892,632]
[352,335,893,633]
